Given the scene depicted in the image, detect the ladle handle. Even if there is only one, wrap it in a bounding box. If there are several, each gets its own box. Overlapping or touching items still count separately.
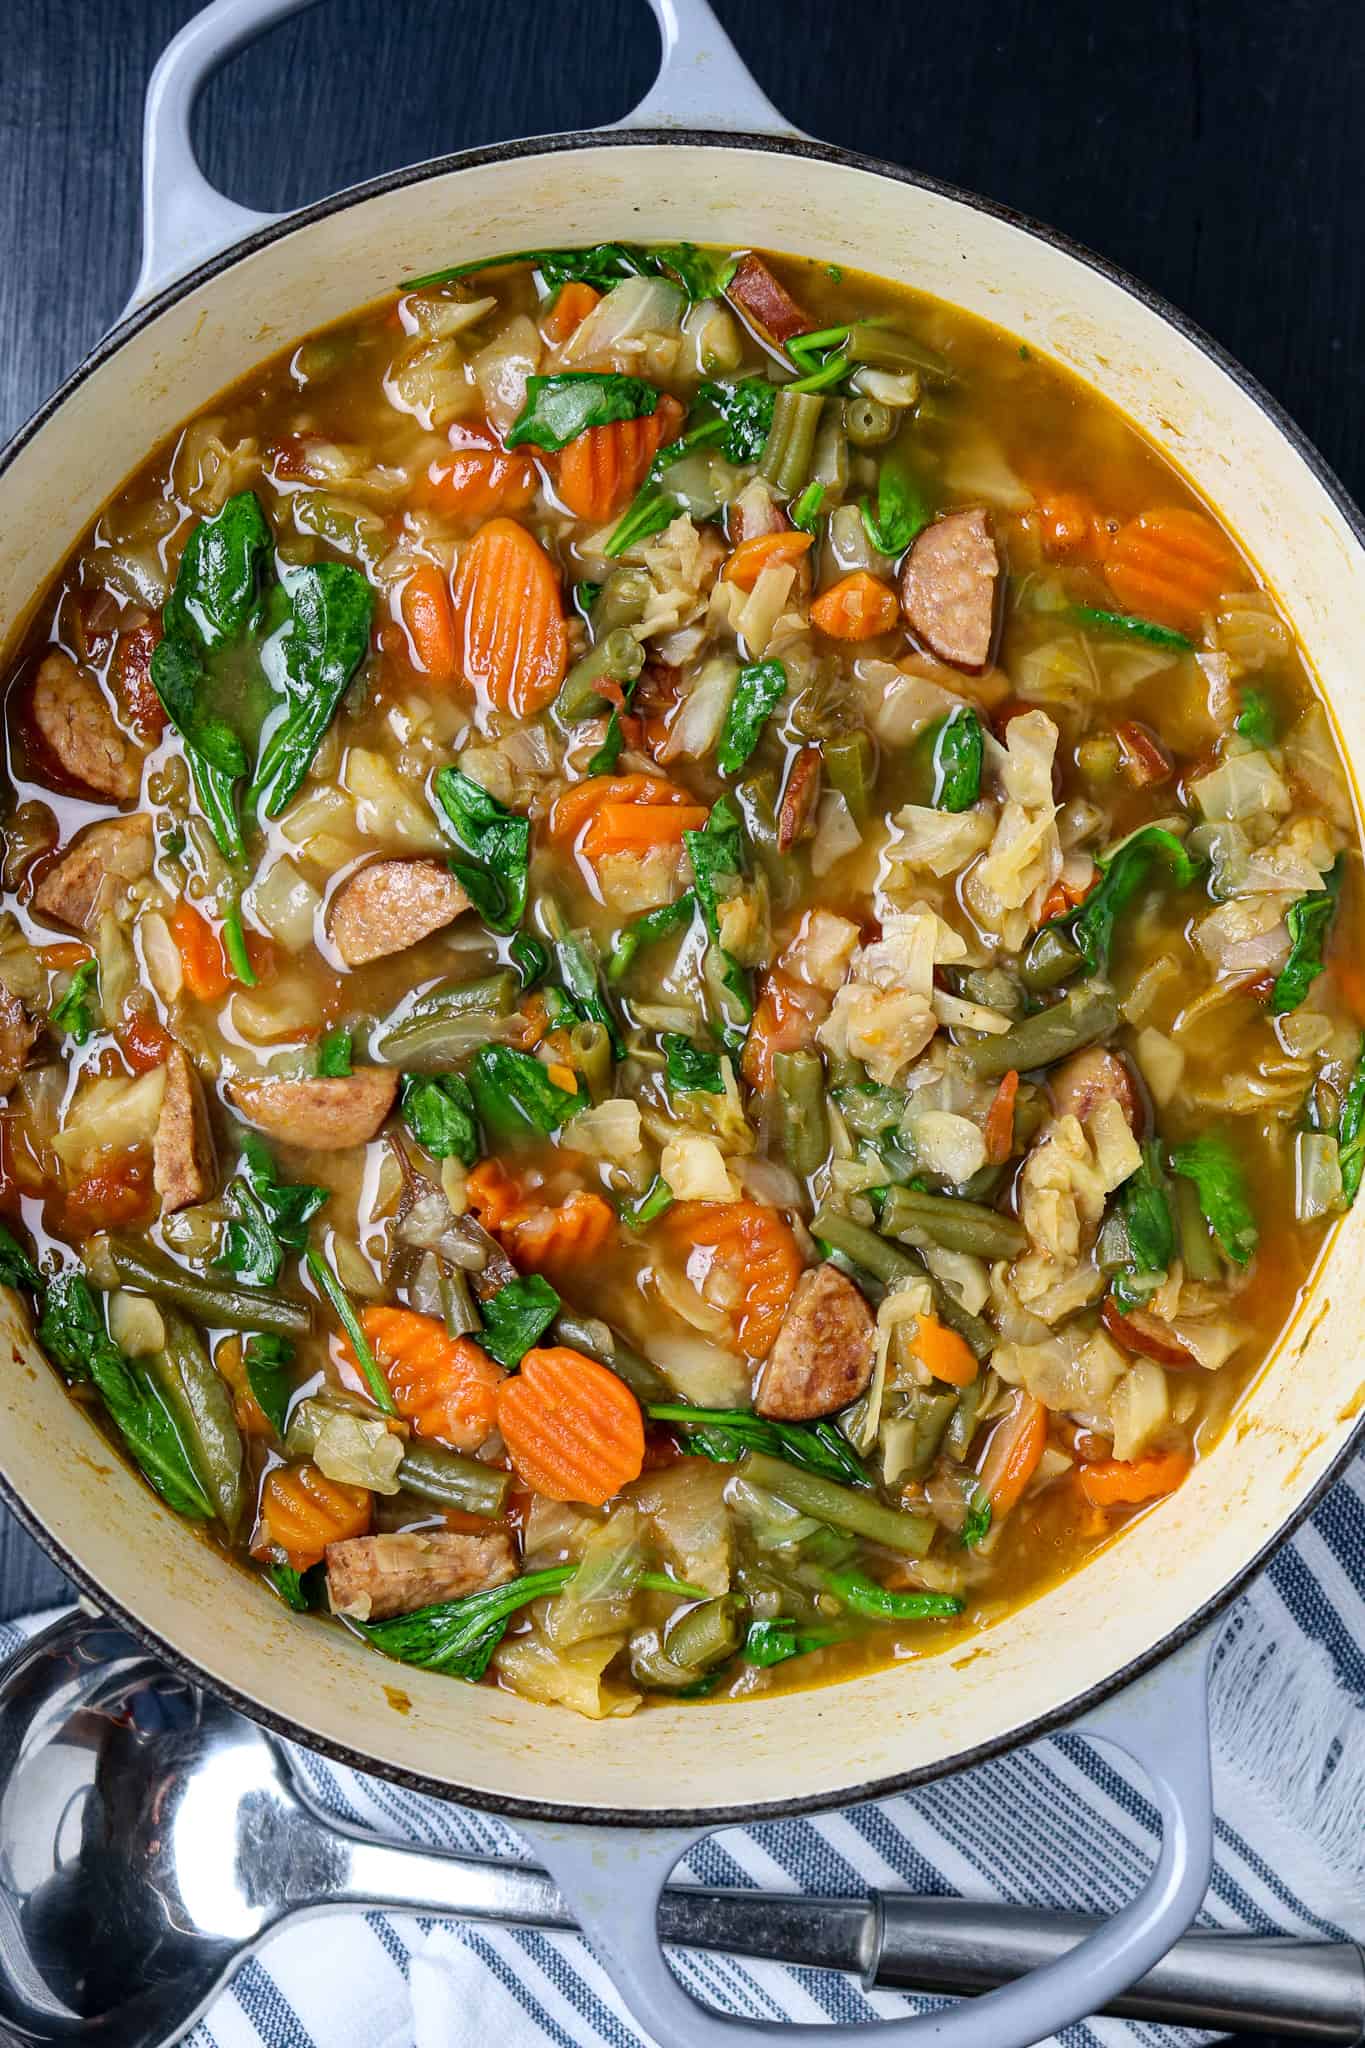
[125,0,791,318]
[518,1632,1216,2048]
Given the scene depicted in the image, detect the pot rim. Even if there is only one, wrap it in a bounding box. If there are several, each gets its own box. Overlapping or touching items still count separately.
[2,123,1362,1828]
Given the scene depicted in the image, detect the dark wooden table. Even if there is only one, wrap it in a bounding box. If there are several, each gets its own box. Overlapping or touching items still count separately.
[3,5,1361,2036]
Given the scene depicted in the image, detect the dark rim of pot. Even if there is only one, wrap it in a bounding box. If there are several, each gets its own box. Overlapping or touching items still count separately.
[1,125,1363,1829]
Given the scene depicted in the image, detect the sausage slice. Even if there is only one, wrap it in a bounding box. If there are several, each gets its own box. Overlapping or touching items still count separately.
[0,989,37,1097]
[30,652,142,801]
[325,1527,516,1622]
[1048,1047,1141,1133]
[33,815,155,933]
[153,1047,218,1213]
[753,1263,875,1422]
[227,1069,398,1152]
[899,508,1001,672]
[328,858,471,968]
[726,253,813,346]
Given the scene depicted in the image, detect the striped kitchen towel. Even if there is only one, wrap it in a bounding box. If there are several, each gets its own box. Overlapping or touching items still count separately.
[9,1457,1364,2048]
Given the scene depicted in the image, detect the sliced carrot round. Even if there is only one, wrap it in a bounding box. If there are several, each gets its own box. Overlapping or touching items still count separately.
[502,1191,619,1287]
[398,562,457,686]
[541,280,602,345]
[662,1200,803,1361]
[1079,1451,1191,1508]
[810,570,900,641]
[722,528,813,591]
[360,1305,503,1452]
[451,516,568,717]
[260,1462,371,1570]
[548,772,698,853]
[1102,506,1241,635]
[496,1346,645,1505]
[423,425,538,522]
[557,395,685,523]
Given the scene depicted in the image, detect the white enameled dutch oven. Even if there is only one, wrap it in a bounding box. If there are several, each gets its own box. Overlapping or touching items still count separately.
[2,4,1363,2041]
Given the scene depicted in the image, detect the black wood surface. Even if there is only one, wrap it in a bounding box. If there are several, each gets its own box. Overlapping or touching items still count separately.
[1,7,1359,2034]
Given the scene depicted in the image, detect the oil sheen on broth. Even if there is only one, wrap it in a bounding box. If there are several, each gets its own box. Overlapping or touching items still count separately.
[0,243,1358,1718]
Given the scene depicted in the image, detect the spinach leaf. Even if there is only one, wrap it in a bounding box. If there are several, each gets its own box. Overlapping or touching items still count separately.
[684,798,753,1046]
[251,563,374,820]
[1120,1141,1176,1274]
[316,1027,353,1077]
[653,243,738,301]
[479,1275,561,1370]
[695,376,778,464]
[360,1564,576,1677]
[1170,1132,1258,1266]
[619,1174,674,1230]
[824,1569,963,1621]
[1338,1034,1365,1207]
[505,373,660,453]
[404,244,654,292]
[1271,854,1343,1015]
[50,959,100,1045]
[38,1272,212,1518]
[1235,687,1277,747]
[400,1073,480,1165]
[604,481,681,558]
[304,1246,395,1415]
[607,891,697,981]
[646,1403,870,1487]
[1048,824,1202,976]
[266,1561,322,1612]
[573,580,603,618]
[149,635,249,864]
[510,932,550,990]
[716,659,787,776]
[219,1134,328,1288]
[1069,605,1194,653]
[0,1224,38,1292]
[860,452,931,558]
[587,709,625,772]
[914,704,983,812]
[789,480,825,533]
[467,1045,583,1141]
[431,768,530,934]
[743,1617,847,1666]
[553,928,624,1059]
[164,491,273,650]
[244,1332,294,1437]
[662,1034,724,1095]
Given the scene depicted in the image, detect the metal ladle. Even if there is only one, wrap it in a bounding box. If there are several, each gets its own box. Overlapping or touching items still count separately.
[0,1611,1359,2046]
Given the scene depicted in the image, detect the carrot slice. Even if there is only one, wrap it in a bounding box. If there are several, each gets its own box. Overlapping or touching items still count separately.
[450,516,568,717]
[908,1312,977,1388]
[216,1335,274,1440]
[260,1462,372,1569]
[170,901,231,1002]
[360,1305,503,1452]
[541,280,601,344]
[557,395,685,523]
[1079,1450,1191,1508]
[496,1345,645,1505]
[1103,506,1241,635]
[662,1200,803,1360]
[582,802,707,857]
[983,1069,1019,1165]
[36,940,91,972]
[502,1191,618,1287]
[422,424,538,522]
[1033,487,1108,565]
[723,529,813,592]
[466,1158,527,1233]
[811,570,900,641]
[976,1391,1048,1520]
[549,773,701,860]
[398,562,457,686]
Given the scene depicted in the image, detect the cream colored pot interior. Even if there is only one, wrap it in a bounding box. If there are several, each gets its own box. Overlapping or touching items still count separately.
[1,141,1362,1816]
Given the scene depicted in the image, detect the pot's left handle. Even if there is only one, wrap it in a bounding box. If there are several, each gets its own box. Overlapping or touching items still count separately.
[125,0,792,321]
[518,1633,1215,2047]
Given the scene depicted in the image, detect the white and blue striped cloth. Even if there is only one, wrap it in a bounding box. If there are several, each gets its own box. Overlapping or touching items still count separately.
[11,1455,1364,2047]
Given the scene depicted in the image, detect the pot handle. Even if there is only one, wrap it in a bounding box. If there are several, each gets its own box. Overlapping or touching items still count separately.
[125,0,792,319]
[517,1631,1214,2047]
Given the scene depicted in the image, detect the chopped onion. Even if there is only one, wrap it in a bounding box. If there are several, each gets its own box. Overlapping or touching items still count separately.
[471,314,541,435]
[660,655,735,762]
[810,790,860,878]
[108,1291,166,1358]
[247,857,322,952]
[1295,1131,1343,1221]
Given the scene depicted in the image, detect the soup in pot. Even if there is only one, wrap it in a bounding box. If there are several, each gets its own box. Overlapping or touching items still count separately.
[0,242,1358,1716]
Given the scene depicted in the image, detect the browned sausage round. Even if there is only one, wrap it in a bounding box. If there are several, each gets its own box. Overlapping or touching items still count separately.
[725,253,813,346]
[1048,1046,1141,1133]
[328,858,471,968]
[899,508,1001,672]
[227,1069,398,1152]
[30,652,142,801]
[325,1528,516,1621]
[753,1263,876,1422]
[33,815,154,932]
[153,1047,218,1214]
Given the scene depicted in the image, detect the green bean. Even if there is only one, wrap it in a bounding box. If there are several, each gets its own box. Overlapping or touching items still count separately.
[824,1568,962,1621]
[589,566,653,637]
[569,1019,613,1098]
[375,971,518,1068]
[106,1237,312,1337]
[956,984,1120,1080]
[844,395,895,447]
[396,1441,510,1518]
[306,1249,398,1415]
[774,1049,829,1178]
[810,405,849,495]
[922,1271,994,1362]
[551,1309,669,1402]
[740,1450,935,1557]
[759,390,824,497]
[882,1388,958,1482]
[844,323,952,382]
[822,730,877,826]
[664,1593,743,1670]
[879,1186,1026,1260]
[149,1310,245,1534]
[945,1374,984,1460]
[812,1206,919,1287]
[554,628,644,723]
[1021,926,1086,992]
[440,1265,480,1339]
[1175,1177,1220,1283]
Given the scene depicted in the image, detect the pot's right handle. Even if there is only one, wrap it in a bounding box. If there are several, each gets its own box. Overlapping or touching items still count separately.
[520,1631,1215,2047]
[126,0,792,320]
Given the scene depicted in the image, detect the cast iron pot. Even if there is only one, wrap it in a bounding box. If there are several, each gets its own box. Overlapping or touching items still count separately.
[1,4,1362,2042]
